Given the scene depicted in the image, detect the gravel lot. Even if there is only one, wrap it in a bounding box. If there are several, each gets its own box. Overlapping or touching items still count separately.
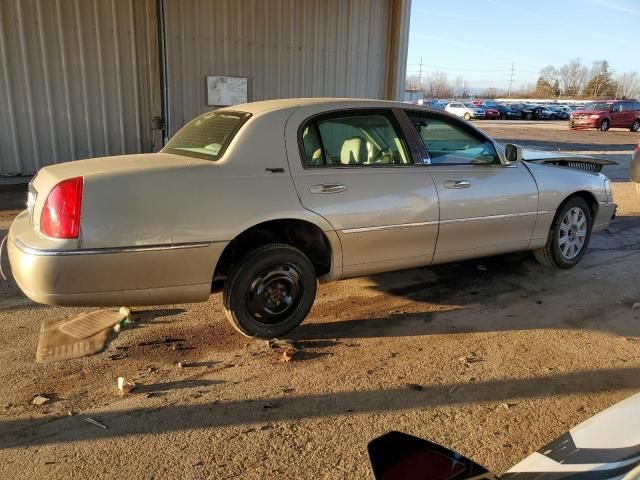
[1,121,639,479]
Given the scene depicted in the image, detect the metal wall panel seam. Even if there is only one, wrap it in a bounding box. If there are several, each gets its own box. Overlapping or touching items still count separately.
[127,0,142,152]
[110,0,126,154]
[54,0,76,162]
[35,0,59,165]
[16,0,40,171]
[0,5,21,173]
[93,0,109,156]
[73,0,94,158]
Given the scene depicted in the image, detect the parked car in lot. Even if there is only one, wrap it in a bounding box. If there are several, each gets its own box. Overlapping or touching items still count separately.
[445,102,485,120]
[529,105,553,120]
[421,99,446,110]
[480,105,501,119]
[8,99,617,338]
[494,104,522,120]
[570,100,640,131]
[546,105,570,120]
[508,103,534,120]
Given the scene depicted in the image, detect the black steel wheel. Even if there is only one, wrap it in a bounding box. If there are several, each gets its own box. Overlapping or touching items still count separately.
[223,244,317,338]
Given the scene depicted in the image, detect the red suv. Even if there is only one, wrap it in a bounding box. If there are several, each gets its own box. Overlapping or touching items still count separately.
[570,100,640,131]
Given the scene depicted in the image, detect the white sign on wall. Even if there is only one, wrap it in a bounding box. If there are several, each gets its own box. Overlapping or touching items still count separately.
[206,76,248,106]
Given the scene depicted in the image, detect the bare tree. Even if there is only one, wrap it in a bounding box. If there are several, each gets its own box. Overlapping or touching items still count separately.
[615,71,639,98]
[540,66,557,89]
[453,75,470,98]
[481,88,499,99]
[425,72,452,98]
[558,64,571,96]
[560,58,589,97]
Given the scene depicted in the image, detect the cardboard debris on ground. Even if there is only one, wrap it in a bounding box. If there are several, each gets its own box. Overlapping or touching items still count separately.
[31,395,50,405]
[281,348,297,362]
[36,309,130,364]
[58,309,127,338]
[266,338,299,362]
[117,377,136,396]
[266,338,294,350]
[459,353,484,365]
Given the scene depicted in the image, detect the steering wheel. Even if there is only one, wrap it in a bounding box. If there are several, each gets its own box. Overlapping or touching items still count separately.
[371,148,393,164]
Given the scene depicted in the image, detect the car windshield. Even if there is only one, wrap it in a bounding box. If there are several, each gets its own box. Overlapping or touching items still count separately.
[584,102,612,111]
[163,111,251,160]
[464,103,477,108]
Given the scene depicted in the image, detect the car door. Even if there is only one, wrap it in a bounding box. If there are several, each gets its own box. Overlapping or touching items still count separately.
[609,102,626,127]
[621,101,636,127]
[403,109,539,264]
[284,107,439,278]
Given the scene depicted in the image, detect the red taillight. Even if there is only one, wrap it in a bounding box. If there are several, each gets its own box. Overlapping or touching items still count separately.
[40,177,83,239]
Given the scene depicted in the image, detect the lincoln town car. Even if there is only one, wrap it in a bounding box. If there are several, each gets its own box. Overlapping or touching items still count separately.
[8,99,617,338]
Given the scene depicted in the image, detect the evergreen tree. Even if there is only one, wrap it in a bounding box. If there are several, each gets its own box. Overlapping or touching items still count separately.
[535,76,552,98]
[584,60,615,98]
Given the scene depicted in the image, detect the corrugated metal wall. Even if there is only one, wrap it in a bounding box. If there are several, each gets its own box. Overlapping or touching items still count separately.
[0,0,161,175]
[163,0,394,136]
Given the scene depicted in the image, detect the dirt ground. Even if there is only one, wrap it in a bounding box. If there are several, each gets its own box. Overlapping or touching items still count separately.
[1,122,639,479]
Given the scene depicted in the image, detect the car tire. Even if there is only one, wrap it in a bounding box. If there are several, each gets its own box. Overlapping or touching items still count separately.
[463,113,471,120]
[223,244,317,338]
[599,119,610,131]
[631,119,640,132]
[501,113,507,120]
[525,113,532,120]
[533,196,592,269]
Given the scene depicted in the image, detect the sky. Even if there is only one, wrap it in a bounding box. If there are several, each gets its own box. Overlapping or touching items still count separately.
[407,0,639,92]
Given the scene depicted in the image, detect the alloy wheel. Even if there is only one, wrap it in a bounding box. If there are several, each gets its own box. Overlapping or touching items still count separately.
[558,207,587,260]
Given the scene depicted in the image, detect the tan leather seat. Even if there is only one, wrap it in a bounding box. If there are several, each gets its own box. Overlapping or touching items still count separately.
[340,136,367,164]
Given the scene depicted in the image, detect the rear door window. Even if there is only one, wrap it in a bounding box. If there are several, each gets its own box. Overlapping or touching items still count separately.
[301,111,411,167]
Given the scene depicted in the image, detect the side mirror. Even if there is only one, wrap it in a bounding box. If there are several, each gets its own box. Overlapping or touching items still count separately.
[504,143,523,163]
[367,432,495,480]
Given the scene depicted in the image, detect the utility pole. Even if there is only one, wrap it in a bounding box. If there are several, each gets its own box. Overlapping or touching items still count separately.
[417,56,423,97]
[508,63,514,97]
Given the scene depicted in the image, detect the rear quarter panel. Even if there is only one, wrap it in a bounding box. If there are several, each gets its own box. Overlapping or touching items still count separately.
[78,108,334,249]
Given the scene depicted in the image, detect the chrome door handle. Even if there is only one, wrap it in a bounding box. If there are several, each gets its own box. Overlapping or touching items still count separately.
[443,180,471,189]
[309,183,346,194]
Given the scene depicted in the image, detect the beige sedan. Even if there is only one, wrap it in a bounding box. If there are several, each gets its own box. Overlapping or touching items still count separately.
[8,99,617,338]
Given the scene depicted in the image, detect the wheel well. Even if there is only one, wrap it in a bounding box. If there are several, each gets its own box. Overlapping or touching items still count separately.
[212,219,332,291]
[561,191,599,220]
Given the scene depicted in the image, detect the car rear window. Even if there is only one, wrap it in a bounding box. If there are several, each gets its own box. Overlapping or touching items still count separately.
[163,111,251,161]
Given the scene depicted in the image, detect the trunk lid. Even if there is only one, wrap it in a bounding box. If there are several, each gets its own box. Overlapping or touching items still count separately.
[30,153,194,234]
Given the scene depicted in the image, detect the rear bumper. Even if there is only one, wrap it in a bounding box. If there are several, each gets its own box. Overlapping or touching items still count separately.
[8,211,225,306]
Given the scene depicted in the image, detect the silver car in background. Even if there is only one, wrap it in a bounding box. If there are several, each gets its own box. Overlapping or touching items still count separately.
[445,102,486,120]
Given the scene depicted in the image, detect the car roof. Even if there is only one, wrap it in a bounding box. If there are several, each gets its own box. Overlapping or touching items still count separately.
[218,97,431,115]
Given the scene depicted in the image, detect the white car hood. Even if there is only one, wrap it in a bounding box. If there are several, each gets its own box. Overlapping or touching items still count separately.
[504,392,640,479]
